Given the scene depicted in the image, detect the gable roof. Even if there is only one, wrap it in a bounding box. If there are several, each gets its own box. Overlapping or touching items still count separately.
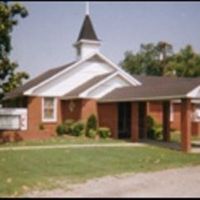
[77,14,99,41]
[4,53,141,100]
[61,73,112,100]
[100,76,200,102]
[21,52,141,97]
[4,61,76,100]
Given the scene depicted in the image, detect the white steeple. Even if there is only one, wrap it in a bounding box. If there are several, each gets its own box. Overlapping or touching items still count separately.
[73,3,101,60]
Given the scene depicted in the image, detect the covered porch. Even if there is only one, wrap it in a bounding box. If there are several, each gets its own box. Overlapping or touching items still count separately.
[134,99,194,153]
[99,80,200,153]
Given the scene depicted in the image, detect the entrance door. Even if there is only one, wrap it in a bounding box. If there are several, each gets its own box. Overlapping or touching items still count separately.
[118,102,131,138]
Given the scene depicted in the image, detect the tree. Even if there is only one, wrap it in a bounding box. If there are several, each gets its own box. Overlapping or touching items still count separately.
[120,41,200,77]
[165,45,200,77]
[0,1,29,103]
[120,41,173,76]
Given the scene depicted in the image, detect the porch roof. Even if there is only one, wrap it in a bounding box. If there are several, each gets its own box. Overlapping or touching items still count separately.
[99,77,200,102]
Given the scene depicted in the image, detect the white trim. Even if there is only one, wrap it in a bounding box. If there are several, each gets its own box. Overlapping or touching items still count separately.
[95,52,141,86]
[74,39,101,47]
[42,97,57,123]
[187,85,200,98]
[24,57,90,95]
[79,72,117,97]
[24,52,141,96]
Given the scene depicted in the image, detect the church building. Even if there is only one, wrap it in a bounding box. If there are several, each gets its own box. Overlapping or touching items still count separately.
[1,11,200,152]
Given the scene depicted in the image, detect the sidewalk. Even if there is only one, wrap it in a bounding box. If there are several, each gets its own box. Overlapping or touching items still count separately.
[0,143,146,151]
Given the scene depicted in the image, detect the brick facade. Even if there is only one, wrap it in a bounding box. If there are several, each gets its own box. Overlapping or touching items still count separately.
[1,96,200,144]
[0,97,99,142]
[61,99,82,121]
[98,103,118,138]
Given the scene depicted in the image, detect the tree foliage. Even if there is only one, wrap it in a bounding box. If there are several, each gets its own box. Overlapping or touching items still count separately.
[0,1,29,102]
[120,41,200,77]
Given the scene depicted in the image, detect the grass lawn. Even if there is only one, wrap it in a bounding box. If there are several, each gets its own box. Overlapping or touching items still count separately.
[0,142,200,197]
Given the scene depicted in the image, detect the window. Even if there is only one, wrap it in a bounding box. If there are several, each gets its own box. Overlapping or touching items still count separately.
[42,97,57,122]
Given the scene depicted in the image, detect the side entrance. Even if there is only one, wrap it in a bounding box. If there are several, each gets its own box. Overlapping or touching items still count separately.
[118,102,131,138]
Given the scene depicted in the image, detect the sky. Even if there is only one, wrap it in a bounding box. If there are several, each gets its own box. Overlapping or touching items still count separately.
[10,1,200,79]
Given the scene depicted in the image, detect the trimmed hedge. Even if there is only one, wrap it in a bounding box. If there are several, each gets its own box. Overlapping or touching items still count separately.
[56,124,66,136]
[98,127,111,138]
[87,129,97,138]
[71,121,85,136]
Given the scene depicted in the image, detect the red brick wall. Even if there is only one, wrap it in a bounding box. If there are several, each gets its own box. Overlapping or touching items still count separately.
[61,99,82,121]
[98,103,118,138]
[148,101,163,124]
[81,99,98,122]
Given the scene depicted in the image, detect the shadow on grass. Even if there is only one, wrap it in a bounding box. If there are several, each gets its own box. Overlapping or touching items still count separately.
[139,139,181,151]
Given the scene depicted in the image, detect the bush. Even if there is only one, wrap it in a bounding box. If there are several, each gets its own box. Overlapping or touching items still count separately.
[64,119,75,134]
[71,121,85,137]
[86,114,97,131]
[86,114,98,138]
[56,124,66,136]
[147,115,162,140]
[87,129,97,138]
[98,127,111,139]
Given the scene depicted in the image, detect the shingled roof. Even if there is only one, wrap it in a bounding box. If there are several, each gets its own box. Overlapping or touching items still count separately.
[77,14,99,41]
[4,61,76,100]
[100,76,200,102]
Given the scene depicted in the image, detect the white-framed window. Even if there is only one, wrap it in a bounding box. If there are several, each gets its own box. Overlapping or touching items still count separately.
[42,97,57,122]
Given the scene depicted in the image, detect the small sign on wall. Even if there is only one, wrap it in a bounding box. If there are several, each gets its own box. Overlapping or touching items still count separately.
[0,108,27,130]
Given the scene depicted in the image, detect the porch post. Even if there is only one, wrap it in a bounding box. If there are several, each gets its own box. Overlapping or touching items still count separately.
[181,98,191,152]
[131,102,139,142]
[162,101,170,142]
[139,102,147,139]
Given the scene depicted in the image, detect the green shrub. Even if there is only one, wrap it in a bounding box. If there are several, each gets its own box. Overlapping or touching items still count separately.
[56,124,66,136]
[71,121,85,137]
[64,119,75,134]
[87,129,97,138]
[147,115,162,140]
[98,127,111,138]
[85,114,98,138]
[86,114,97,131]
[147,115,154,131]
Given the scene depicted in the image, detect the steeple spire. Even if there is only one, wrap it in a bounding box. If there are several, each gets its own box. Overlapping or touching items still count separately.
[74,3,101,60]
[76,14,99,42]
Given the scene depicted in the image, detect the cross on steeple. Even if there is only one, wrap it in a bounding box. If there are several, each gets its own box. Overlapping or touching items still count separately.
[86,2,89,15]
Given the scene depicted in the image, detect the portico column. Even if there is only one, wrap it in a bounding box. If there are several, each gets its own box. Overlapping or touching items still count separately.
[131,102,139,142]
[162,101,170,142]
[181,98,191,152]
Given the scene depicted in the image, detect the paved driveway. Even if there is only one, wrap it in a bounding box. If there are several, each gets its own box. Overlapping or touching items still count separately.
[24,165,200,197]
